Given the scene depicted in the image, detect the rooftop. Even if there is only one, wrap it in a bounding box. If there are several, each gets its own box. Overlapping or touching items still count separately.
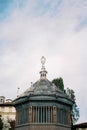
[13,56,74,106]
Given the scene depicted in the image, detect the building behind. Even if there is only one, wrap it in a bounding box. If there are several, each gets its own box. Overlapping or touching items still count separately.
[72,122,87,130]
[0,96,16,121]
[13,56,74,130]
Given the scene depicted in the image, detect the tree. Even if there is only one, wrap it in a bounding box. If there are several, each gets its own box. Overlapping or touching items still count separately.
[66,88,80,125]
[52,78,80,124]
[71,103,80,125]
[0,115,3,130]
[52,77,64,91]
[66,88,75,100]
[2,117,11,130]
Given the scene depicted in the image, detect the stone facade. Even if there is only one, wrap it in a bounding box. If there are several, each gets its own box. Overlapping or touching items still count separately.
[0,96,16,121]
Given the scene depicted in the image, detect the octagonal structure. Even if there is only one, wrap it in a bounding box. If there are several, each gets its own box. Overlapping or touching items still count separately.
[13,57,74,130]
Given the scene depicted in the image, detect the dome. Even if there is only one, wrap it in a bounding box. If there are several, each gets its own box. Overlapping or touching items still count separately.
[20,78,64,96]
[16,78,73,107]
[19,56,61,96]
[14,56,74,106]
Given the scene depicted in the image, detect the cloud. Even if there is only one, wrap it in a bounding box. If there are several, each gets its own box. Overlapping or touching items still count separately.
[0,0,87,123]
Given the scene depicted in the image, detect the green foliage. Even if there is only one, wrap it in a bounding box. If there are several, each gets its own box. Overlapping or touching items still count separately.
[0,115,3,130]
[52,77,64,91]
[66,88,80,124]
[52,78,80,124]
[66,88,75,100]
[71,103,80,124]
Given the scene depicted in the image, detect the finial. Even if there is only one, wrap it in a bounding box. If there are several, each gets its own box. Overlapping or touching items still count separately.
[40,56,47,79]
[41,56,46,67]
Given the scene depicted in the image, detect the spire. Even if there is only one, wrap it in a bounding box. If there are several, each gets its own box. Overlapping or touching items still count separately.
[40,56,47,79]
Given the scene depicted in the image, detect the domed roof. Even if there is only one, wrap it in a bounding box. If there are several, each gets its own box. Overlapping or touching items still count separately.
[33,79,55,94]
[20,78,61,96]
[13,56,74,106]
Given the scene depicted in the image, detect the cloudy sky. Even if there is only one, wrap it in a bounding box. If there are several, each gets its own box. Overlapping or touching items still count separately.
[0,0,87,124]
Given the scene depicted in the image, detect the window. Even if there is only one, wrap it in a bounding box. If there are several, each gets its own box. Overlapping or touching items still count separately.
[32,106,53,123]
[57,108,68,125]
[18,108,28,125]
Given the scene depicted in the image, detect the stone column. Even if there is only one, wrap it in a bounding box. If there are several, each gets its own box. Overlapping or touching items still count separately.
[48,107,50,123]
[46,106,47,123]
[36,106,37,123]
[29,106,32,123]
[38,107,39,123]
[41,106,42,123]
[53,106,57,123]
[50,107,53,123]
[68,110,71,125]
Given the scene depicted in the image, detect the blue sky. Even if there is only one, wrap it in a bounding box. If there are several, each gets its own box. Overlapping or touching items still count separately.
[0,0,87,124]
[0,0,12,19]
